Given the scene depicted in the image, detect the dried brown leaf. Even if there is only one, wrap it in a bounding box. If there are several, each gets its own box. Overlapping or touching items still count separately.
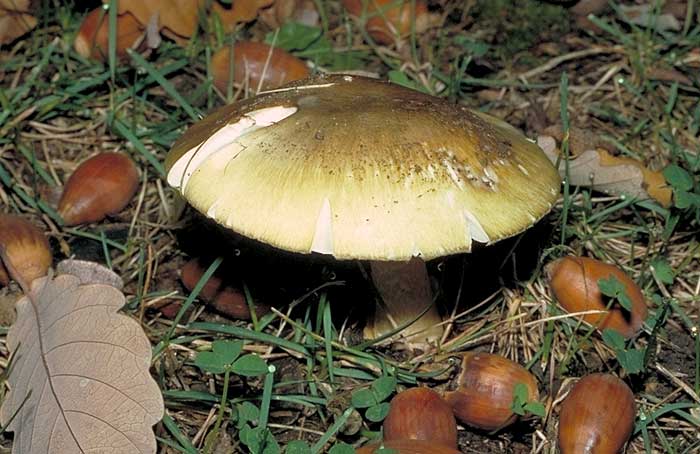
[542,124,615,155]
[0,0,37,45]
[107,0,273,43]
[538,136,672,207]
[0,260,163,454]
[620,4,682,31]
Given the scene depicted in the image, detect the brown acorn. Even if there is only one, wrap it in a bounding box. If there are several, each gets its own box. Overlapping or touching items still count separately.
[74,8,144,60]
[179,258,269,320]
[356,440,461,454]
[58,153,140,226]
[0,215,52,289]
[383,387,457,449]
[546,256,648,338]
[341,0,431,45]
[0,263,9,286]
[180,258,223,301]
[443,352,539,431]
[558,373,635,454]
[211,42,309,93]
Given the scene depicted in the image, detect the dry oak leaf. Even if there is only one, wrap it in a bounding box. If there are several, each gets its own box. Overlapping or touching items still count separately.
[0,260,163,454]
[107,0,273,44]
[538,136,672,207]
[0,0,37,45]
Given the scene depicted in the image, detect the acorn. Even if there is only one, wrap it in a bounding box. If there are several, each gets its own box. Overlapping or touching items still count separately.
[74,8,144,60]
[0,263,9,286]
[0,215,52,289]
[383,387,457,449]
[546,256,648,338]
[179,258,269,320]
[443,352,539,431]
[211,42,309,93]
[58,152,140,226]
[180,258,223,301]
[356,440,461,454]
[558,373,636,454]
[341,0,431,45]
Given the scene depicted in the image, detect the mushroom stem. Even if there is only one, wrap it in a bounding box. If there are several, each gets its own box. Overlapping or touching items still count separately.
[364,258,444,346]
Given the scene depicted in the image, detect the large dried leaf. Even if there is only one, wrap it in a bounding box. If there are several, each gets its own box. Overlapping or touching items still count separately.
[0,260,163,454]
[108,0,273,43]
[0,0,37,45]
[538,135,672,207]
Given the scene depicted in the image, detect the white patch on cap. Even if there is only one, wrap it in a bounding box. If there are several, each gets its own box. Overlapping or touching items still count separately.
[258,83,335,96]
[310,197,333,255]
[206,202,218,219]
[484,165,498,183]
[464,209,490,244]
[517,164,530,176]
[443,160,465,190]
[167,106,298,191]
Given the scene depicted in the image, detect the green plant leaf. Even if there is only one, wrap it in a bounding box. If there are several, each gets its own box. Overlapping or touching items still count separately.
[194,351,227,374]
[240,424,261,453]
[650,258,674,284]
[365,402,391,422]
[602,328,626,350]
[370,376,397,403]
[674,190,700,210]
[285,440,312,454]
[510,383,527,416]
[453,36,489,57]
[262,432,281,454]
[387,70,430,93]
[234,402,260,429]
[598,275,633,311]
[212,340,243,363]
[232,354,269,376]
[663,165,694,191]
[328,442,356,454]
[351,388,377,408]
[265,22,322,51]
[240,425,280,454]
[524,401,546,418]
[194,340,244,374]
[616,348,645,374]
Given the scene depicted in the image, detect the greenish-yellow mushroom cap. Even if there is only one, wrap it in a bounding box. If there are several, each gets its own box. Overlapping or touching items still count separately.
[165,74,560,261]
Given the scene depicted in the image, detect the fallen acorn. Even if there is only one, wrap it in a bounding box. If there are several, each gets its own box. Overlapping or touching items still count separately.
[383,387,457,449]
[443,352,539,431]
[58,152,140,226]
[0,214,52,289]
[546,256,648,338]
[179,258,269,320]
[211,42,309,93]
[74,7,144,60]
[259,0,318,28]
[342,0,431,45]
[558,373,636,454]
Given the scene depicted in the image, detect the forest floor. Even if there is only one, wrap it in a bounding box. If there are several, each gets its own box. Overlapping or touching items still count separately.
[0,0,699,453]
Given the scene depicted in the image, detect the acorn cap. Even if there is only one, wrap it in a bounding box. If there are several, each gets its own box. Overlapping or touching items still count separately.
[165,74,560,261]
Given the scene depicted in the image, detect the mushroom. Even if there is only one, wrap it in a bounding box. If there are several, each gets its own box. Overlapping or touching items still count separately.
[165,74,560,346]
